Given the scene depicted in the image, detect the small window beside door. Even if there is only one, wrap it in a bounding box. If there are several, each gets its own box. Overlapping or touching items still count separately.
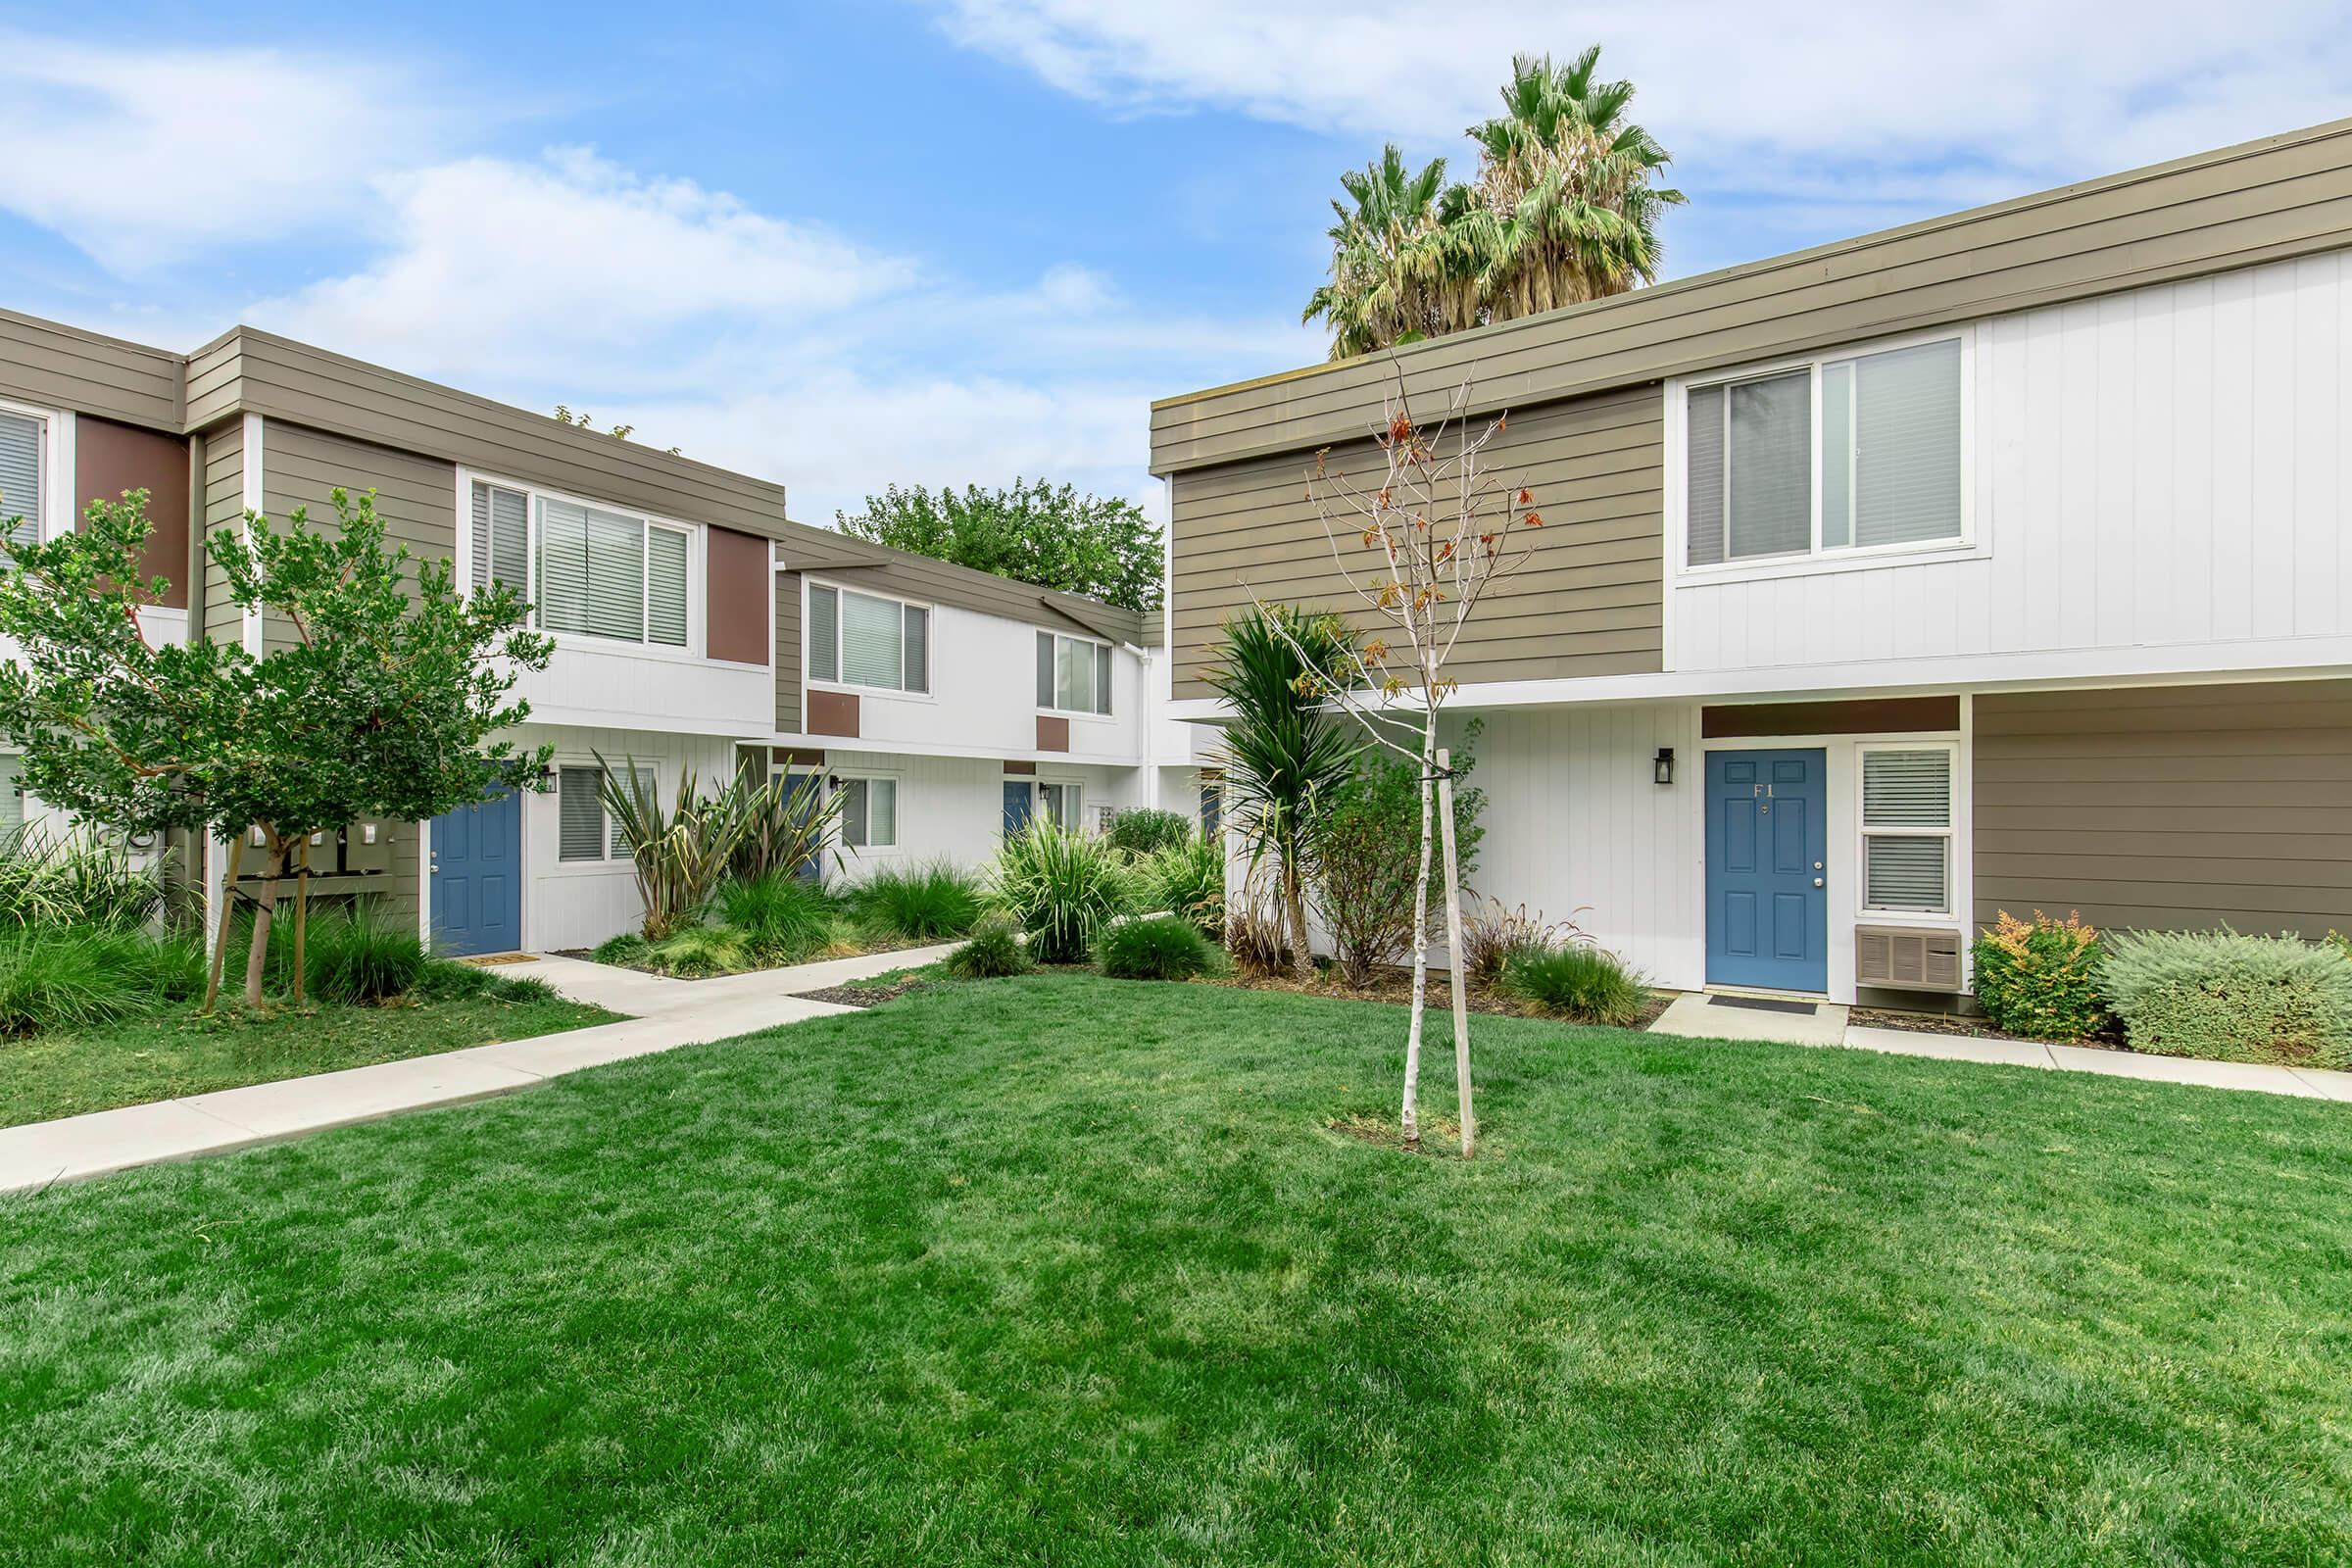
[837,775,899,849]
[1860,748,1953,914]
[1038,781,1081,830]
[558,763,654,862]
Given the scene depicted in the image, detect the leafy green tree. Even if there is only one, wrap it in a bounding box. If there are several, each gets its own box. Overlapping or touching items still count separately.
[0,488,554,1009]
[835,479,1163,612]
[1207,607,1358,982]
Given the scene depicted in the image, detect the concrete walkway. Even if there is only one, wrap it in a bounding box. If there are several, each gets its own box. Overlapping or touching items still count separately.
[0,944,957,1195]
[1651,990,2352,1101]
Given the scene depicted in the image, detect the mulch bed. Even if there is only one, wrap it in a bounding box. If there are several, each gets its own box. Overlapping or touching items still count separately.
[1850,1005,2128,1050]
[794,976,934,1008]
[1207,963,1676,1030]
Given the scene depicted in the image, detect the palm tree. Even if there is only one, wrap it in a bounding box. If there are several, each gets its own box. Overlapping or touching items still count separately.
[1302,146,1477,361]
[1457,48,1686,322]
[1207,608,1358,979]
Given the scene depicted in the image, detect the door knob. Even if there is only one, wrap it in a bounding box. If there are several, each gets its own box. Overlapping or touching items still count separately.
[1812,876,1825,888]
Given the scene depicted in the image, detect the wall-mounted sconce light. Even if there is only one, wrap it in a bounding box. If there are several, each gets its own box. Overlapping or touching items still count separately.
[1653,747,1675,786]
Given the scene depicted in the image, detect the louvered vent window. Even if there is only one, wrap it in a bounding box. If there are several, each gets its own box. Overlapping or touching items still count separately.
[0,410,44,555]
[1861,748,1954,913]
[1687,335,1963,567]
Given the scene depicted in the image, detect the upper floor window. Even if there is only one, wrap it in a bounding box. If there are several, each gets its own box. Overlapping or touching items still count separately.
[0,408,46,554]
[1685,335,1964,568]
[1037,630,1112,715]
[808,583,928,694]
[467,477,691,650]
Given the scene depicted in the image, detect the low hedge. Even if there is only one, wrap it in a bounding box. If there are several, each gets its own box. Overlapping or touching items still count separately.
[2100,928,2352,1068]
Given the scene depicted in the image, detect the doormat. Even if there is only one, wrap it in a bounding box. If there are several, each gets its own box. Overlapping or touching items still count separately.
[459,952,534,966]
[1709,994,1817,1016]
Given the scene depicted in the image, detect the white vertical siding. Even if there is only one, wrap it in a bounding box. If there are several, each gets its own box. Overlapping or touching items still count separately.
[1666,250,2352,680]
[1464,702,1703,989]
[818,749,1136,884]
[517,723,740,951]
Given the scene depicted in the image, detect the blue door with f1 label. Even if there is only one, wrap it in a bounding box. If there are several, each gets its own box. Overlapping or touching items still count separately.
[1705,749,1828,993]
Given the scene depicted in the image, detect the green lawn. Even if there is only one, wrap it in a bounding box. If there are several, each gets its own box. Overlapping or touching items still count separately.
[4,975,2349,1565]
[0,991,618,1129]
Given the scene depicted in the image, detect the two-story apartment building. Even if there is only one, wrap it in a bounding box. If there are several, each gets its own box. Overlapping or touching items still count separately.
[0,315,1204,956]
[1152,117,2352,1005]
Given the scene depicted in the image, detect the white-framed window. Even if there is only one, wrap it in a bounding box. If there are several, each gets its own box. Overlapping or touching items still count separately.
[836,773,899,849]
[462,473,695,651]
[1036,630,1112,715]
[0,754,24,834]
[557,762,654,863]
[1684,332,1967,570]
[0,403,48,554]
[1038,780,1082,830]
[1859,746,1955,915]
[808,581,928,695]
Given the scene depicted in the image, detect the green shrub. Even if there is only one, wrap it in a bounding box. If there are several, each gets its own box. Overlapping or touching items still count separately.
[1098,913,1220,981]
[486,972,557,1004]
[848,860,982,942]
[0,925,156,1033]
[1140,834,1225,939]
[714,873,838,963]
[1501,944,1647,1028]
[645,925,751,978]
[287,906,428,1004]
[2101,928,2352,1067]
[1460,898,1569,986]
[1105,808,1192,857]
[591,931,653,968]
[1971,909,2109,1041]
[947,913,1034,979]
[1308,728,1487,986]
[989,821,1136,963]
[0,826,165,929]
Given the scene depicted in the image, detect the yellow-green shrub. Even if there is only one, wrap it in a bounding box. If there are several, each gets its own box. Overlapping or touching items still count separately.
[1969,910,2108,1042]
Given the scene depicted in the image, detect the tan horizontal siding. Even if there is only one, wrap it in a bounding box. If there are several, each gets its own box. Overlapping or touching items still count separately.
[200,421,244,648]
[259,421,457,654]
[1169,385,1664,696]
[775,569,803,734]
[1153,119,2352,471]
[0,309,182,430]
[1972,680,2352,939]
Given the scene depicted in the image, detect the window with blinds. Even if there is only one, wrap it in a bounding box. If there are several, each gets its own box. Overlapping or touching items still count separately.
[0,754,23,833]
[558,765,607,861]
[837,775,898,849]
[808,583,927,694]
[1861,748,1954,913]
[1687,335,1963,568]
[468,481,528,594]
[534,496,690,647]
[0,410,44,554]
[1037,631,1113,714]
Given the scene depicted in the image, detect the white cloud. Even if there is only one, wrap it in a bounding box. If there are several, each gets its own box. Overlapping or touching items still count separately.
[931,1,2352,204]
[0,34,474,270]
[256,149,917,379]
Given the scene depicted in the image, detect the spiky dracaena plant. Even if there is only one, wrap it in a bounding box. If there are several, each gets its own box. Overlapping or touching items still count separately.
[598,754,766,941]
[1206,608,1357,983]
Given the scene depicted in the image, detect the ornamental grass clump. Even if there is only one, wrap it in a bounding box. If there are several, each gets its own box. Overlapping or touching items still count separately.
[989,820,1134,964]
[715,872,839,963]
[1500,944,1647,1028]
[285,906,427,1004]
[848,861,982,942]
[1970,909,2109,1042]
[1097,914,1220,982]
[0,826,164,930]
[2100,927,2352,1067]
[947,913,1033,980]
[1140,834,1225,940]
[0,925,164,1034]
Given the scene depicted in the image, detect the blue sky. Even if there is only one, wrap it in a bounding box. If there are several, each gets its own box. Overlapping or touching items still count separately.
[2,1,2347,525]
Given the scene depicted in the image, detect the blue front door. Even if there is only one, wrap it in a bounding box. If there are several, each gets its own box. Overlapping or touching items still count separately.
[1705,749,1828,992]
[429,785,521,956]
[1003,779,1035,834]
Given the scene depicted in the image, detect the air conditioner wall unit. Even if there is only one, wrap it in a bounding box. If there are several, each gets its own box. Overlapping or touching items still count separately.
[1855,925,1963,992]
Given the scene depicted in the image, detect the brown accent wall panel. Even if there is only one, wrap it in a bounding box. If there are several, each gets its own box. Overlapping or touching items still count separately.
[1973,680,2352,939]
[1152,120,2352,472]
[705,526,771,663]
[1168,383,1663,697]
[1036,714,1070,753]
[807,687,859,738]
[1002,760,1037,776]
[75,416,190,608]
[1704,696,1961,738]
[774,569,803,733]
[771,747,824,767]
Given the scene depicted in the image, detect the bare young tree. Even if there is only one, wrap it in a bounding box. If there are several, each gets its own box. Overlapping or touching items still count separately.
[1245,374,1542,1154]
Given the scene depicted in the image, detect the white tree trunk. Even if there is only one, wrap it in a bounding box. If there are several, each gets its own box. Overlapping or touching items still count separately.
[1436,746,1474,1157]
[1401,705,1437,1148]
